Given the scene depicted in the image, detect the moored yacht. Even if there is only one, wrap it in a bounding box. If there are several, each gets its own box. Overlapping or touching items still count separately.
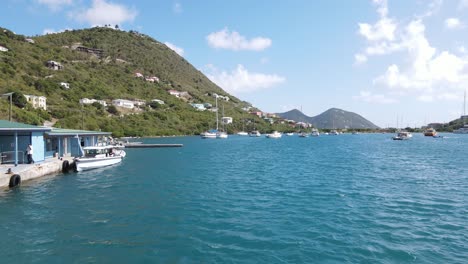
[424,127,437,136]
[392,131,412,140]
[266,131,282,138]
[237,131,248,136]
[311,128,320,137]
[249,131,261,137]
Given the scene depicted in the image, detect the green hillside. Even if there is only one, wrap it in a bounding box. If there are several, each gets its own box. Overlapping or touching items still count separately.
[0,26,288,136]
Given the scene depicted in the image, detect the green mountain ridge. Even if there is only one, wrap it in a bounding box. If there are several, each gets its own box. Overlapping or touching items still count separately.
[277,108,380,129]
[0,26,285,136]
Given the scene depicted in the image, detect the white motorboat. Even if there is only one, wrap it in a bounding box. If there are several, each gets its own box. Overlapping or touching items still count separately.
[298,132,309,137]
[392,131,412,140]
[249,131,261,137]
[330,130,339,135]
[74,145,126,172]
[266,131,282,138]
[311,129,320,137]
[216,131,228,139]
[201,130,217,139]
[286,132,294,136]
[237,131,248,136]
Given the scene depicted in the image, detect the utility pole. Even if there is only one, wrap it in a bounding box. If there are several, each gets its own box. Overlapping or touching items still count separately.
[9,94,12,121]
[81,103,84,130]
[2,92,14,121]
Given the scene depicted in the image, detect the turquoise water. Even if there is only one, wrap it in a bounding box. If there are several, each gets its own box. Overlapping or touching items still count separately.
[0,134,467,263]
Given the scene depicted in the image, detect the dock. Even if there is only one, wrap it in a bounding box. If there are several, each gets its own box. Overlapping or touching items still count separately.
[0,157,75,188]
[123,143,183,148]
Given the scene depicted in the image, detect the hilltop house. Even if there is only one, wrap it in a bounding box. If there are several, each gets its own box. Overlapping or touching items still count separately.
[191,103,206,111]
[212,93,230,101]
[250,111,263,117]
[145,76,160,83]
[168,90,181,97]
[132,99,146,107]
[112,99,134,109]
[0,45,8,52]
[134,72,144,78]
[24,95,47,110]
[79,98,107,107]
[60,82,70,89]
[46,60,63,70]
[25,38,35,44]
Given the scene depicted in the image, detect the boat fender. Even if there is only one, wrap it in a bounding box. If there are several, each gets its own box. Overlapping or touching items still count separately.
[62,160,70,173]
[9,174,21,188]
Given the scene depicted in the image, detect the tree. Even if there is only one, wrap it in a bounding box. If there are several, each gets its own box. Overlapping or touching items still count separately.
[12,92,27,108]
[107,105,119,115]
[115,24,119,29]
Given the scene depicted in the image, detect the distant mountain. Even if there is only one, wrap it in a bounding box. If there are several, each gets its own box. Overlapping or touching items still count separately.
[277,108,379,129]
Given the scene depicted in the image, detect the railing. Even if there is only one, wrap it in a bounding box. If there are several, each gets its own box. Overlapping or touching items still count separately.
[1,151,25,164]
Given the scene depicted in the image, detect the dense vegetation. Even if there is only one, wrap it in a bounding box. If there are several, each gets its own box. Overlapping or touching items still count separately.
[0,26,291,136]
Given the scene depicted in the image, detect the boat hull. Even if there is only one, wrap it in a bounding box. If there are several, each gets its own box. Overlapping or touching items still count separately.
[75,156,123,172]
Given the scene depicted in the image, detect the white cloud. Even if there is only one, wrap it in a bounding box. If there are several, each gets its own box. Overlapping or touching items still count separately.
[70,0,137,26]
[36,0,72,11]
[354,53,368,64]
[204,64,285,94]
[353,91,397,104]
[417,95,434,102]
[374,20,468,90]
[206,28,272,51]
[358,0,396,42]
[358,2,468,102]
[358,18,396,42]
[164,42,184,56]
[42,28,71,35]
[173,2,182,13]
[445,18,463,29]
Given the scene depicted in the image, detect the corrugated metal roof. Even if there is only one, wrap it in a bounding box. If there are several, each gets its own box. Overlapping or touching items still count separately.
[46,128,112,136]
[0,120,52,131]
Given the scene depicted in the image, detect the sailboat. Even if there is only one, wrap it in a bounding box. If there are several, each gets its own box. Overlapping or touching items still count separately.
[237,119,248,136]
[454,89,468,134]
[216,102,228,139]
[201,97,219,139]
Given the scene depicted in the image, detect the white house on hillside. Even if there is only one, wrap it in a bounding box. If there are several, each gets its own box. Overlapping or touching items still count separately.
[80,98,107,107]
[221,117,233,124]
[24,95,47,110]
[60,82,70,89]
[112,99,134,109]
[0,45,8,52]
[132,99,146,107]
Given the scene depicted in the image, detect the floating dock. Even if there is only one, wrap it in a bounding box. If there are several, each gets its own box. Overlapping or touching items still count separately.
[123,143,183,148]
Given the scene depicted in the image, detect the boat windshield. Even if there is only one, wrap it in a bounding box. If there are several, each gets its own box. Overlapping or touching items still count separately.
[84,148,112,157]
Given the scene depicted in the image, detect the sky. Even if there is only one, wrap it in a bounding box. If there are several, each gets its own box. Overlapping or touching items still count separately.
[2,0,468,127]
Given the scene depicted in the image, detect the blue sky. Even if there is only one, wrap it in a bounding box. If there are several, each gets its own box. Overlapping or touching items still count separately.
[2,0,468,127]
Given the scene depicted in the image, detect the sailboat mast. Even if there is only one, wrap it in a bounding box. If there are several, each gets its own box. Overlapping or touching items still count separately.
[462,89,466,125]
[216,96,219,130]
